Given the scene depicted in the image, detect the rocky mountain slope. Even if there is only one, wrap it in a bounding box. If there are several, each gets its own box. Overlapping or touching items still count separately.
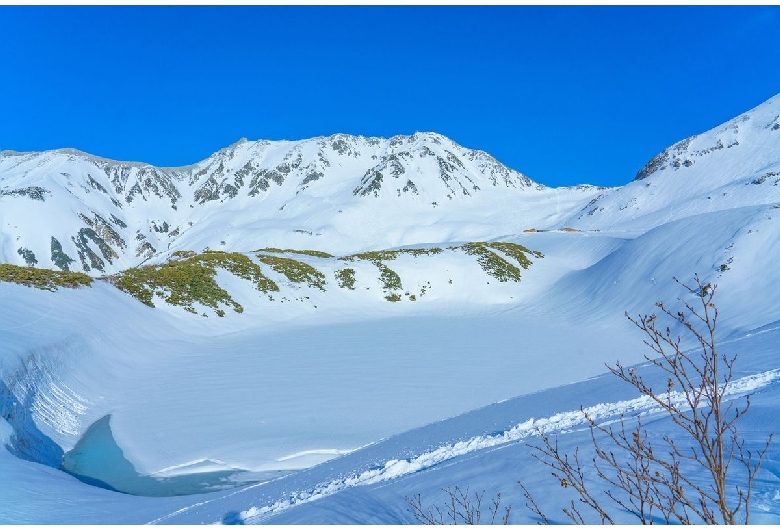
[563,93,780,232]
[0,133,601,275]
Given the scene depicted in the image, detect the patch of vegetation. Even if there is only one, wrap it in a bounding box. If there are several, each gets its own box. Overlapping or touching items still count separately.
[339,251,393,263]
[340,247,443,262]
[255,254,326,290]
[376,262,402,291]
[448,242,544,282]
[0,263,92,291]
[459,243,523,282]
[171,250,196,260]
[339,247,444,301]
[335,268,356,290]
[559,227,580,232]
[485,242,544,269]
[385,293,402,302]
[256,247,333,258]
[114,251,278,315]
[17,247,37,266]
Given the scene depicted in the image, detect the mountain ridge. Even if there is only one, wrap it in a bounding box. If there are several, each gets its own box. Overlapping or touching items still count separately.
[2,93,780,275]
[0,132,596,275]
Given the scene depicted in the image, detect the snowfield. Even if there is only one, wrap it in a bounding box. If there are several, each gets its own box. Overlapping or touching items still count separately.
[1,94,779,524]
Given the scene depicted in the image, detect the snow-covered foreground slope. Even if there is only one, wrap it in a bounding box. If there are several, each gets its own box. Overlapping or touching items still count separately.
[2,288,777,524]
[160,327,780,525]
[0,233,638,483]
[1,94,780,524]
[1,206,779,523]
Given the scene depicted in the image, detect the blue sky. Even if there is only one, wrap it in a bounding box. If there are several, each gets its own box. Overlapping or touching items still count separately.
[1,5,779,187]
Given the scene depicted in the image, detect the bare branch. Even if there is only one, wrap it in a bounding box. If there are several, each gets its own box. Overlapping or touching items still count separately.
[406,276,773,525]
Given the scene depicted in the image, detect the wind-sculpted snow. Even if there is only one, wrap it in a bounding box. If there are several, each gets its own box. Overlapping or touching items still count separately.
[148,366,780,524]
[0,342,93,466]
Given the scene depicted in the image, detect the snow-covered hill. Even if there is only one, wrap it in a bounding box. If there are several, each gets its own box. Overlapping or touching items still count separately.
[1,94,780,524]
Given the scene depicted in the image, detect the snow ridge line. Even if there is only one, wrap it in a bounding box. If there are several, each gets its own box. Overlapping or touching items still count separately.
[234,368,780,524]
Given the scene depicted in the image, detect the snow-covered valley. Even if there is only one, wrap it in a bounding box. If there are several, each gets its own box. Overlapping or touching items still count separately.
[1,94,780,524]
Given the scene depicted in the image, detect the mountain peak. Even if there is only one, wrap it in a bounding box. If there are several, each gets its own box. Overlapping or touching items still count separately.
[634,93,780,182]
[0,131,569,275]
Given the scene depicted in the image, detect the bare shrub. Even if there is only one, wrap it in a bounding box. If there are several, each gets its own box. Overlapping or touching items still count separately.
[521,275,773,524]
[408,276,773,525]
[405,486,510,525]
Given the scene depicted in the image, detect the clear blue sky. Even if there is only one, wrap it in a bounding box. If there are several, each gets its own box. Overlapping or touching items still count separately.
[1,6,779,187]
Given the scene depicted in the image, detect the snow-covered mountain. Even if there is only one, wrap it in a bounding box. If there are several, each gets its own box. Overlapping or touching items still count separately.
[564,93,780,232]
[1,94,780,524]
[0,132,603,274]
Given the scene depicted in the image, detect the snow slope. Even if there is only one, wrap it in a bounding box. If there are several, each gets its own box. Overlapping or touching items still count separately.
[164,328,780,525]
[564,93,780,233]
[1,93,779,524]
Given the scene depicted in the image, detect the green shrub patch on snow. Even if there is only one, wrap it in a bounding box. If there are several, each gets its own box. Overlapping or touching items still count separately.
[256,247,333,259]
[114,251,278,315]
[0,264,92,291]
[454,241,544,282]
[484,242,544,269]
[376,262,402,291]
[30,239,546,315]
[338,247,443,301]
[335,268,357,290]
[340,247,443,262]
[170,250,197,260]
[255,254,326,290]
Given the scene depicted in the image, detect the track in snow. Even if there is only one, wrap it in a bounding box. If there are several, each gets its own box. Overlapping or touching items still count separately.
[147,367,780,524]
